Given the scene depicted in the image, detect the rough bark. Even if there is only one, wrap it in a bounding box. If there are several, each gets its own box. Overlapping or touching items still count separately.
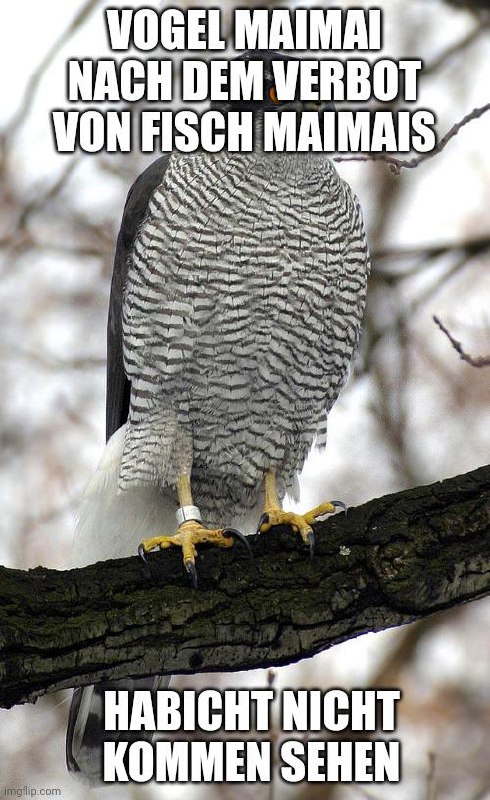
[0,464,489,709]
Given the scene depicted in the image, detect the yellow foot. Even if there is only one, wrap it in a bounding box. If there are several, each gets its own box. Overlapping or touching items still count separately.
[257,501,346,557]
[138,521,250,587]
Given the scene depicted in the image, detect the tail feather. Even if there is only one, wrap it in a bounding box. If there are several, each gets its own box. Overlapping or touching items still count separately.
[66,423,262,784]
[66,676,170,785]
[70,424,179,566]
[66,425,176,784]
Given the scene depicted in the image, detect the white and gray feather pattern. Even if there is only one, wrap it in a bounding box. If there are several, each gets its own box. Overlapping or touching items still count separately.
[66,114,369,783]
[121,150,369,524]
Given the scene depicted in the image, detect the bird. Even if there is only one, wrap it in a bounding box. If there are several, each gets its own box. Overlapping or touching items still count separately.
[65,49,370,784]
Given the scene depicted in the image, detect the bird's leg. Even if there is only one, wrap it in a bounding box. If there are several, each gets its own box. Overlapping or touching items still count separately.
[257,469,345,557]
[138,475,249,587]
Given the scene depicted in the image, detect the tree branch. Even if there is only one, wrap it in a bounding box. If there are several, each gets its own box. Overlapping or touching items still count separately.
[334,103,490,174]
[3,0,100,143]
[1,464,489,710]
[433,315,490,367]
[422,21,490,76]
[372,233,490,266]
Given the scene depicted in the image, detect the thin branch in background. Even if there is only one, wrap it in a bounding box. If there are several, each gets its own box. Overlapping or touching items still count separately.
[363,249,479,376]
[397,249,475,322]
[3,0,101,145]
[372,235,490,284]
[467,782,490,800]
[443,0,490,12]
[433,315,490,367]
[427,752,437,800]
[351,789,384,800]
[0,342,105,372]
[362,138,423,486]
[422,22,490,76]
[373,234,490,266]
[361,244,482,379]
[334,103,490,174]
[16,157,81,230]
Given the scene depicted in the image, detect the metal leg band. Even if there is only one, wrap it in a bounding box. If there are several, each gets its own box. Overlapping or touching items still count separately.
[176,505,202,526]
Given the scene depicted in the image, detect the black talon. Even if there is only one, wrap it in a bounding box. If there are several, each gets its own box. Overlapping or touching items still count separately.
[256,513,270,535]
[186,561,198,589]
[138,544,147,562]
[332,500,348,515]
[306,531,315,560]
[224,528,252,559]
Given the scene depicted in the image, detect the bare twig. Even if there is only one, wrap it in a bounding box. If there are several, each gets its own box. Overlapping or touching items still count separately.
[16,157,81,229]
[423,22,490,76]
[373,235,490,265]
[433,316,490,367]
[351,789,384,800]
[467,782,490,800]
[0,342,105,372]
[334,103,490,174]
[3,0,101,143]
[427,752,437,800]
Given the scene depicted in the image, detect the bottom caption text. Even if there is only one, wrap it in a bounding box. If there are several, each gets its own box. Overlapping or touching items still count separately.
[101,688,402,784]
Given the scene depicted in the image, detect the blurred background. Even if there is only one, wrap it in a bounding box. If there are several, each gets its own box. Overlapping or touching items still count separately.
[1,0,490,798]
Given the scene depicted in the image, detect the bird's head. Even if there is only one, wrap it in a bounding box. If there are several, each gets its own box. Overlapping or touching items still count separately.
[211,50,335,114]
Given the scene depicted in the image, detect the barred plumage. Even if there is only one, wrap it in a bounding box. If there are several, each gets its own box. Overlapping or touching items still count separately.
[66,50,370,785]
[120,150,369,521]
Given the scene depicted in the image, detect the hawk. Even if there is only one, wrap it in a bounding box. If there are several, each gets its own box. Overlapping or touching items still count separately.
[66,50,370,783]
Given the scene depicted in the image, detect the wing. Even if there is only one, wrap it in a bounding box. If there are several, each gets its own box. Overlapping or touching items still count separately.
[106,155,171,441]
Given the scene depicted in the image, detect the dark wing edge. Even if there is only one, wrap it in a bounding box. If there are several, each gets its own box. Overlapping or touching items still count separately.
[106,155,171,441]
[66,676,171,784]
